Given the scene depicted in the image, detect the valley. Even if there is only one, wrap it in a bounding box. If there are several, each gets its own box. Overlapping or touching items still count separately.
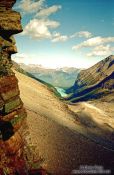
[65,55,114,103]
[1,0,114,174]
[55,87,68,97]
[14,65,114,175]
[18,63,80,88]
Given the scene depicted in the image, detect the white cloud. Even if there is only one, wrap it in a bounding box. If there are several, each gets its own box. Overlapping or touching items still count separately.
[12,52,91,69]
[72,36,114,50]
[52,32,68,42]
[36,5,62,17]
[22,19,60,40]
[71,31,92,39]
[17,0,64,41]
[19,0,45,13]
[87,44,114,57]
[22,19,69,42]
[12,53,30,64]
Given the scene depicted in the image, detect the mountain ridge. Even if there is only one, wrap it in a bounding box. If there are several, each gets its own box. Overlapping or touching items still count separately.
[16,62,80,88]
[66,55,114,102]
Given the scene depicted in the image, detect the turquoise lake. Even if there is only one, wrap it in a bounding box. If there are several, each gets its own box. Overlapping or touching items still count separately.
[55,87,68,97]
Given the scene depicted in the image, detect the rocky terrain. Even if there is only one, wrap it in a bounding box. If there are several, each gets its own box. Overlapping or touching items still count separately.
[0,1,27,174]
[1,1,114,175]
[14,69,114,175]
[66,55,114,102]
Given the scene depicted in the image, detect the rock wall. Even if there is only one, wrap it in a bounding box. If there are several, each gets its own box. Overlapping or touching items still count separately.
[0,0,27,174]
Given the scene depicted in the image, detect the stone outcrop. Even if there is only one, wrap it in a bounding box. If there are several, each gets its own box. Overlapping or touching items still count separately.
[0,0,16,10]
[0,11,22,36]
[0,0,27,174]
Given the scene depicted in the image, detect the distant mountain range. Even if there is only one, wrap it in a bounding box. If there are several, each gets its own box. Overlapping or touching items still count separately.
[65,55,114,103]
[17,63,80,88]
[13,55,114,103]
[12,61,62,98]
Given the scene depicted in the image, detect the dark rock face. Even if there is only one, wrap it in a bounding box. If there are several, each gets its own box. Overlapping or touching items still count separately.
[0,0,27,172]
[0,0,16,10]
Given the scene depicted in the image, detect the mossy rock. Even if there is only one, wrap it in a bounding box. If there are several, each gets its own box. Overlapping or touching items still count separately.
[1,108,26,121]
[3,97,23,114]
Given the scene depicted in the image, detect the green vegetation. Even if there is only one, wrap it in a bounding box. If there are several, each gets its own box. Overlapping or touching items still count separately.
[4,97,22,114]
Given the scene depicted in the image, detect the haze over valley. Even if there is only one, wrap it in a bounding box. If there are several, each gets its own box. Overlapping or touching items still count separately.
[18,63,80,88]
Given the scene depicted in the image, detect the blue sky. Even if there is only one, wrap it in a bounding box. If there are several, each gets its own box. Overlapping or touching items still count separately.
[12,0,114,68]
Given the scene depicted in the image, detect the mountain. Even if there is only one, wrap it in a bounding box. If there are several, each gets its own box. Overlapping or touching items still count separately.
[18,63,80,88]
[14,69,114,174]
[12,61,61,98]
[65,55,114,103]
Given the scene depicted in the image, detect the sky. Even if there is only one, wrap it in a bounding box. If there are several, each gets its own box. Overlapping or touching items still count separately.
[12,0,114,69]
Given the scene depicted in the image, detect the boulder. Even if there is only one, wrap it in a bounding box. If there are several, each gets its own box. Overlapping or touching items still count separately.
[0,11,22,36]
[1,108,26,121]
[0,75,18,92]
[0,36,17,54]
[3,97,23,114]
[0,0,16,10]
[1,87,19,101]
[5,45,17,54]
